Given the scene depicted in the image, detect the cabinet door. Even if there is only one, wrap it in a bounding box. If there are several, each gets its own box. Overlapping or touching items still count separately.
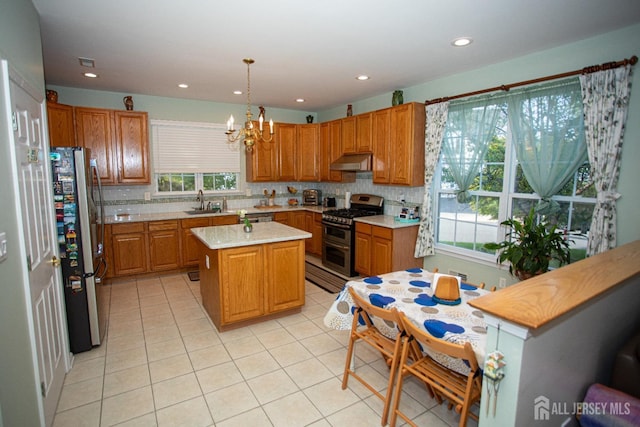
[356,112,373,152]
[266,240,305,313]
[390,103,425,186]
[114,111,150,184]
[277,123,297,180]
[288,211,306,231]
[341,116,356,154]
[274,212,288,225]
[246,120,277,182]
[296,124,319,181]
[372,108,391,184]
[354,230,372,277]
[149,229,180,271]
[46,102,75,147]
[220,245,265,323]
[371,235,393,276]
[112,232,147,275]
[75,107,116,184]
[181,218,210,267]
[311,213,323,256]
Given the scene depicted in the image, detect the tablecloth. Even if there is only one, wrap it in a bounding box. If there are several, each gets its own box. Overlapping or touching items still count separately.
[323,268,489,374]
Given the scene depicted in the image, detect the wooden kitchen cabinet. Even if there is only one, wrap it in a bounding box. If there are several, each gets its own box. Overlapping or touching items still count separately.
[110,222,148,276]
[75,107,150,185]
[373,102,425,186]
[274,211,289,225]
[277,123,297,181]
[46,102,75,147]
[356,112,373,153]
[246,121,277,182]
[354,222,422,276]
[288,211,306,231]
[319,120,354,183]
[310,212,323,256]
[181,217,211,267]
[198,238,305,330]
[148,220,180,272]
[341,116,357,154]
[296,124,320,181]
[113,111,150,185]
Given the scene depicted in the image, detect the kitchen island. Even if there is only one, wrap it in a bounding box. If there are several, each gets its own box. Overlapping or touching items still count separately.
[192,222,311,331]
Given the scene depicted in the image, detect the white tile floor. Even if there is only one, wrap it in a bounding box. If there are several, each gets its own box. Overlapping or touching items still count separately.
[53,272,478,426]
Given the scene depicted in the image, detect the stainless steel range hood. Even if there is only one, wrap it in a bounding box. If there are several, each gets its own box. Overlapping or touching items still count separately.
[330,153,372,171]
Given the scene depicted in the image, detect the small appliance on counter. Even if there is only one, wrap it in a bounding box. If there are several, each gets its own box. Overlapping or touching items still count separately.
[323,196,336,207]
[303,189,322,206]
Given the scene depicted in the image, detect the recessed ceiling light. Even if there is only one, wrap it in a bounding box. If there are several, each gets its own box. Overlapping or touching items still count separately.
[233,90,243,95]
[83,72,98,78]
[452,37,473,47]
[356,75,370,81]
[296,98,305,103]
[178,83,189,88]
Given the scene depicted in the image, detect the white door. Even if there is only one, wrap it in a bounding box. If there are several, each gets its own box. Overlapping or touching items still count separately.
[10,75,68,426]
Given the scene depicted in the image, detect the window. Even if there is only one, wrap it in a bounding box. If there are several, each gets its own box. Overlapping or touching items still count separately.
[435,80,594,263]
[151,120,240,194]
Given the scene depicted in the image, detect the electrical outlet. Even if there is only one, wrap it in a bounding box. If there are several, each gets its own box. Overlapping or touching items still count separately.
[144,192,151,201]
[398,193,405,202]
[499,277,507,288]
[245,188,252,196]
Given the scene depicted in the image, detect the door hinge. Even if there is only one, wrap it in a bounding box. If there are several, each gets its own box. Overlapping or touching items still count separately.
[40,381,46,397]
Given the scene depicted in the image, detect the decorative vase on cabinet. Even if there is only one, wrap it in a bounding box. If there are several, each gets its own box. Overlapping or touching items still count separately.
[392,90,404,106]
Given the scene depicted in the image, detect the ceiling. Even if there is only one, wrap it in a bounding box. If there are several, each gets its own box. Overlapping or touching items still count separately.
[33,0,640,112]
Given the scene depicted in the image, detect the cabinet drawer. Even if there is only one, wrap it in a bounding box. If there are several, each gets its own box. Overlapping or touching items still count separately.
[111,222,145,234]
[211,215,238,226]
[355,222,372,234]
[181,218,210,229]
[149,220,178,231]
[372,225,393,240]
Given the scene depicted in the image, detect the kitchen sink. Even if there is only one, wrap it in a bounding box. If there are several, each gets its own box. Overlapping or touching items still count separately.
[184,209,221,215]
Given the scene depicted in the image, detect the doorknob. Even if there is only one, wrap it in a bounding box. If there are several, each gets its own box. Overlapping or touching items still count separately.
[49,256,61,267]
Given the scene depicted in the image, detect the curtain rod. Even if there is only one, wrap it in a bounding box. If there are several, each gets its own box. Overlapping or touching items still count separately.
[425,55,638,106]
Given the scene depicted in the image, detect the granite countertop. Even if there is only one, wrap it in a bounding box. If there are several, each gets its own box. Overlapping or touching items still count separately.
[103,205,326,224]
[354,215,421,229]
[191,222,311,250]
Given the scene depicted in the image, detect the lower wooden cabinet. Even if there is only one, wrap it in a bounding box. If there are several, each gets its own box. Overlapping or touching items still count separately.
[355,222,422,277]
[199,239,305,330]
[106,214,238,278]
[148,220,180,272]
[287,211,322,256]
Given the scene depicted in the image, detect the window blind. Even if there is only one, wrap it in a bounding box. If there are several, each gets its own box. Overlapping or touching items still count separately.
[151,119,241,173]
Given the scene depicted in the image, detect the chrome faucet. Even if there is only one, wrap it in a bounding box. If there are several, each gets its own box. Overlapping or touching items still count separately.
[197,189,204,210]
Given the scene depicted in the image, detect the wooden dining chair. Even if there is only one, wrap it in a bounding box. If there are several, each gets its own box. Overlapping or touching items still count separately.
[390,312,483,427]
[341,287,405,426]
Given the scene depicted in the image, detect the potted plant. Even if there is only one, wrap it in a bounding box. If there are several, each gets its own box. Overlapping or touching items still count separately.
[484,208,571,280]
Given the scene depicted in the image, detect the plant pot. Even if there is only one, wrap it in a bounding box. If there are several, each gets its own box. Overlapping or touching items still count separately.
[515,269,544,281]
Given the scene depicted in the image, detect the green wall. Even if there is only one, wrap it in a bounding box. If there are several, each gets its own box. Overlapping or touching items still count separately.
[0,0,47,425]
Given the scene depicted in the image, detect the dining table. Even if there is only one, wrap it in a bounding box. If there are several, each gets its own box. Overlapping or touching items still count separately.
[323,268,490,375]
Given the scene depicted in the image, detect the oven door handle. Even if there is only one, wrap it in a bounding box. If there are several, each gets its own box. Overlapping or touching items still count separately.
[322,220,351,230]
[324,240,350,251]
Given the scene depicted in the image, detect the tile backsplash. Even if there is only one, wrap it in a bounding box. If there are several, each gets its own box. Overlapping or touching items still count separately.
[101,172,425,218]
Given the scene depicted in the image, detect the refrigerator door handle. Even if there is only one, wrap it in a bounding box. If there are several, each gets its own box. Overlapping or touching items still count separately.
[90,159,105,257]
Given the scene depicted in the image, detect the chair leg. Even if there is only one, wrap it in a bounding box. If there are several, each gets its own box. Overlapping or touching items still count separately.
[342,332,357,390]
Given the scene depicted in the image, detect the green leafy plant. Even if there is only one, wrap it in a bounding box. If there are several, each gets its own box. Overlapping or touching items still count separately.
[484,208,571,280]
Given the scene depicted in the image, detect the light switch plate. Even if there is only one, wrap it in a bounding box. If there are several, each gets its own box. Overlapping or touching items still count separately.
[0,232,7,263]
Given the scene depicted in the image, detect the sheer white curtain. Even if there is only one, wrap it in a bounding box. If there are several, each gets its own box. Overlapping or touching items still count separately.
[414,102,448,258]
[440,97,502,204]
[507,79,587,215]
[580,66,633,256]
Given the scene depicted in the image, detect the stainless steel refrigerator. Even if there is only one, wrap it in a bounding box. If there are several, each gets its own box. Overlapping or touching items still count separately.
[50,147,108,353]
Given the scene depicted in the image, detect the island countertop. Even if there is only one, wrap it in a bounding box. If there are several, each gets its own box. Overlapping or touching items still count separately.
[191,222,311,250]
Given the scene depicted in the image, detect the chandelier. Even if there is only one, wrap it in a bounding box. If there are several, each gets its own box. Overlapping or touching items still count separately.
[225,58,274,152]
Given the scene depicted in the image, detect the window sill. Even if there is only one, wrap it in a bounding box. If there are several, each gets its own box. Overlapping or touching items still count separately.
[435,244,506,270]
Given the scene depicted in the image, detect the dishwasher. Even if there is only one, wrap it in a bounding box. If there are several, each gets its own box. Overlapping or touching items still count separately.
[240,212,274,223]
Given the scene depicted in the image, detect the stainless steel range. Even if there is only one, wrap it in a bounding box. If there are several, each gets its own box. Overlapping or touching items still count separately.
[322,194,384,277]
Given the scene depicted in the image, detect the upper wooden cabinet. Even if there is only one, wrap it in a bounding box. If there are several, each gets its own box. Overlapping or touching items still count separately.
[341,116,357,154]
[296,124,319,181]
[355,112,373,153]
[113,111,150,185]
[373,102,426,186]
[277,123,297,181]
[75,107,150,185]
[319,120,354,183]
[46,102,75,147]
[246,122,277,182]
